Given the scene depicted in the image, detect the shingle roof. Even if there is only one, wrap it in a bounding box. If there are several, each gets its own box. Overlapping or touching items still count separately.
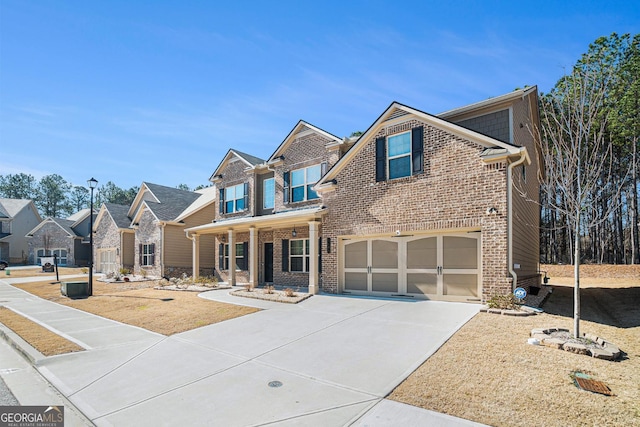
[232,149,265,167]
[67,208,91,222]
[51,218,82,237]
[103,203,132,228]
[0,199,32,218]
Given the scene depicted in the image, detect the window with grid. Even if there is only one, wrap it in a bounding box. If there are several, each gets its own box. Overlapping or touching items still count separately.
[291,165,321,202]
[290,239,310,272]
[225,184,246,213]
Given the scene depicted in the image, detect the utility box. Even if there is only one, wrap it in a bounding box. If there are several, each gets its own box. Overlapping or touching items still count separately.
[61,281,89,298]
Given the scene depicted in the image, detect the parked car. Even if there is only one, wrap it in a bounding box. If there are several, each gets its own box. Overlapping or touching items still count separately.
[0,260,8,270]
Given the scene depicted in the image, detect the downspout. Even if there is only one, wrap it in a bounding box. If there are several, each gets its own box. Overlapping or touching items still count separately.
[159,222,166,277]
[507,147,528,291]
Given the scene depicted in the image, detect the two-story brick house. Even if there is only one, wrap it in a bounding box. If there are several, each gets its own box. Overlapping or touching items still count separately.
[186,87,541,302]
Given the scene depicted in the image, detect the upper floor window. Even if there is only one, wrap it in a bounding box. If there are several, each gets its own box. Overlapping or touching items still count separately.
[376,126,424,182]
[288,164,321,203]
[263,178,275,210]
[220,183,248,214]
[387,132,411,179]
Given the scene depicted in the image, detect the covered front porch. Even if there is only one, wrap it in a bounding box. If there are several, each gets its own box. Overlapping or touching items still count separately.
[185,207,326,294]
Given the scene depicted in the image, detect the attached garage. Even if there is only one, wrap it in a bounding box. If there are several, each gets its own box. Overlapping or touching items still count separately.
[340,232,481,302]
[98,249,117,274]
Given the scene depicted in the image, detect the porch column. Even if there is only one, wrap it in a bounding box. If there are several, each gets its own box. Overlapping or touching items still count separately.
[228,230,236,286]
[249,227,258,287]
[191,233,200,280]
[308,221,319,295]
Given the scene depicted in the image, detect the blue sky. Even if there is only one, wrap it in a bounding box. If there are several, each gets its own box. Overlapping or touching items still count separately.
[1,1,638,191]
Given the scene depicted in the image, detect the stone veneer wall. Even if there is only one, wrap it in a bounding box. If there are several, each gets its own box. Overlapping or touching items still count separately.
[27,221,77,266]
[134,210,162,277]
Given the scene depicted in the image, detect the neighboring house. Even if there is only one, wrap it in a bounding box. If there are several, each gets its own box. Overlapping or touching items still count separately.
[93,203,135,274]
[0,199,42,264]
[186,87,541,303]
[26,209,95,266]
[123,182,217,278]
[187,122,351,289]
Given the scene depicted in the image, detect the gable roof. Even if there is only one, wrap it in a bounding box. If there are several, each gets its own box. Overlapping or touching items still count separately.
[317,101,527,187]
[267,120,343,163]
[128,182,201,218]
[0,199,41,221]
[209,149,266,182]
[438,86,538,120]
[95,203,132,231]
[175,186,218,222]
[26,217,83,239]
[67,208,91,222]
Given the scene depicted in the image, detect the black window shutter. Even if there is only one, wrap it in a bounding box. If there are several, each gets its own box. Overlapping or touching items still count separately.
[218,243,224,269]
[219,188,225,214]
[283,171,290,204]
[242,242,248,270]
[327,237,331,253]
[150,243,155,265]
[318,237,322,274]
[411,126,424,175]
[375,137,386,182]
[282,239,289,272]
[138,244,142,265]
[243,182,249,211]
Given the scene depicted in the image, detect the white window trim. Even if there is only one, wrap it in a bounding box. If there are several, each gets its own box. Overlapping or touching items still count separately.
[223,243,245,271]
[225,184,245,213]
[291,165,321,202]
[387,131,412,180]
[289,239,310,273]
[263,178,275,210]
[141,244,154,266]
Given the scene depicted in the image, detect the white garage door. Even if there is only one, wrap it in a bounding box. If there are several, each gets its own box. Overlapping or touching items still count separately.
[98,249,117,274]
[342,233,481,302]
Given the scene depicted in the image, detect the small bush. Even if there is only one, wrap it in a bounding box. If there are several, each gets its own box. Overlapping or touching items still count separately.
[486,294,519,310]
[140,268,147,278]
[120,268,131,275]
[283,288,296,297]
[81,267,88,274]
[264,285,275,294]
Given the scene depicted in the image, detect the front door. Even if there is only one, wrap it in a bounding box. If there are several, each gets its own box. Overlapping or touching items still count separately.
[264,242,273,283]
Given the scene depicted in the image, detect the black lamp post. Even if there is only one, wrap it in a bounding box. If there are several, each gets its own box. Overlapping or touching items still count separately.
[87,177,98,296]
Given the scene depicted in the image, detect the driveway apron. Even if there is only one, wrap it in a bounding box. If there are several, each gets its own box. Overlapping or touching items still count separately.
[1,281,480,426]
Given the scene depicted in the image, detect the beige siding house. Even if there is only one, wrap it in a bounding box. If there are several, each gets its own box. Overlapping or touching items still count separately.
[0,199,42,264]
[123,183,217,278]
[186,88,542,302]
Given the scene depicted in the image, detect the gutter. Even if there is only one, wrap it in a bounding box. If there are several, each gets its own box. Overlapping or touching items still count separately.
[506,147,528,290]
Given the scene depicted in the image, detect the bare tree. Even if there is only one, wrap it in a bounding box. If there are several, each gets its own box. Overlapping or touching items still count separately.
[536,64,629,337]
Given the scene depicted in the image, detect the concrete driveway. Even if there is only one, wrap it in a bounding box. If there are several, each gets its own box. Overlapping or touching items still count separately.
[1,281,480,426]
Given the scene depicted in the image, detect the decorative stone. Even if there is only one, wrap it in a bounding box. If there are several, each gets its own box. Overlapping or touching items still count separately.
[530,328,546,336]
[563,342,589,355]
[542,338,565,349]
[603,344,621,358]
[589,348,615,360]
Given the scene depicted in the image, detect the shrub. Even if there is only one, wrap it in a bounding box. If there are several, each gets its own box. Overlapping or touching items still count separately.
[140,268,147,278]
[264,285,275,294]
[81,267,88,274]
[283,288,296,297]
[120,268,131,275]
[486,294,519,310]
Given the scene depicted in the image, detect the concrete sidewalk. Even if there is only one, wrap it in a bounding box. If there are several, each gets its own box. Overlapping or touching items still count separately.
[0,278,484,426]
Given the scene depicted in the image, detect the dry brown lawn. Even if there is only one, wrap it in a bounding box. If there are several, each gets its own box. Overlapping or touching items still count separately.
[2,277,259,356]
[2,266,86,279]
[390,265,640,427]
[0,307,84,356]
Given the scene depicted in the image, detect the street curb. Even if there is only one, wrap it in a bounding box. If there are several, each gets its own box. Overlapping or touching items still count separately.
[0,323,45,366]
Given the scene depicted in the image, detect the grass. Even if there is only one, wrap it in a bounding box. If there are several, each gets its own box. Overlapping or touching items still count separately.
[2,272,259,356]
[389,270,640,427]
[0,307,84,356]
